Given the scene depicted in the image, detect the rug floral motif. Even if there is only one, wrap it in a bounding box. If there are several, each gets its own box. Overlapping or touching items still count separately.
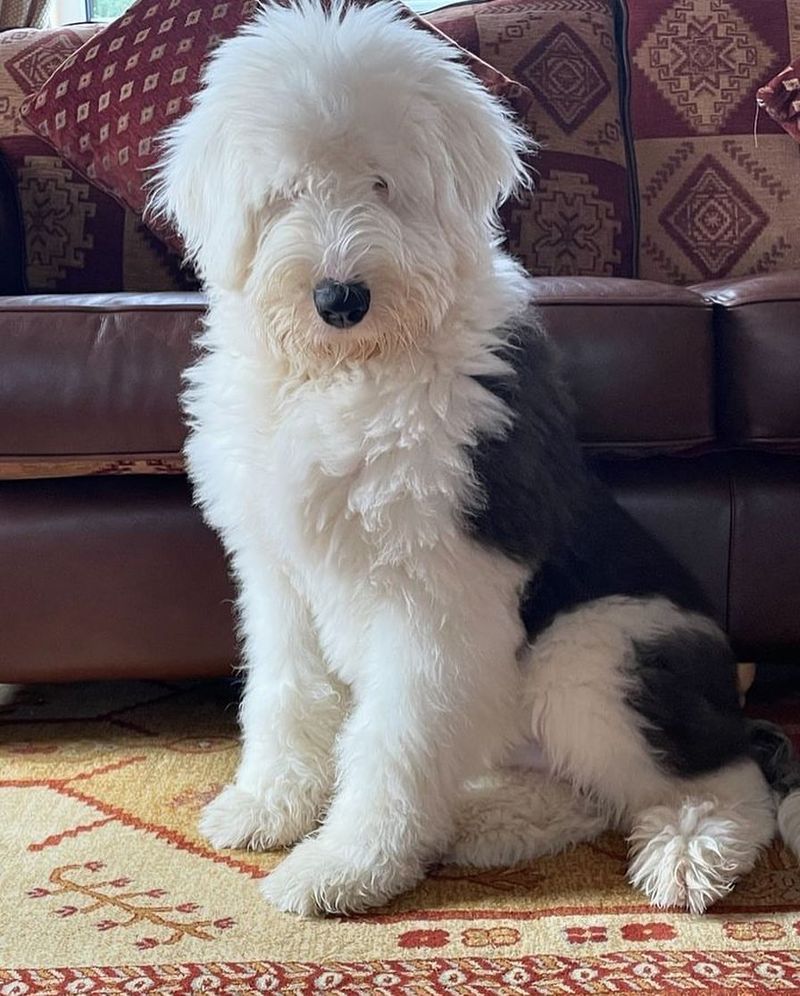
[2,679,800,994]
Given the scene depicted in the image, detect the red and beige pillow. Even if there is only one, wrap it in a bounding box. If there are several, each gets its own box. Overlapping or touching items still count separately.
[19,0,532,253]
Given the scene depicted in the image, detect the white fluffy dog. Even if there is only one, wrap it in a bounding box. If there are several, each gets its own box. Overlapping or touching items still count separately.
[152,0,800,916]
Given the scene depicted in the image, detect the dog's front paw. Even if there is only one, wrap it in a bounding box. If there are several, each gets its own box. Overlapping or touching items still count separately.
[199,783,319,851]
[261,837,423,916]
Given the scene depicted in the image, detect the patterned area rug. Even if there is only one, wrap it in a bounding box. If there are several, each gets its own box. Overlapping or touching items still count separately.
[2,678,800,994]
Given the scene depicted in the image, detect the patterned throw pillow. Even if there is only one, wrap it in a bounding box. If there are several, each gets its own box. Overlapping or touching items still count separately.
[627,0,800,284]
[0,25,193,293]
[428,0,637,278]
[19,0,532,256]
[758,59,800,145]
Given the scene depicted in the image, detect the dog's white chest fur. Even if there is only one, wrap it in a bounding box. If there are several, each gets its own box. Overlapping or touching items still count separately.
[186,341,496,589]
[277,373,469,571]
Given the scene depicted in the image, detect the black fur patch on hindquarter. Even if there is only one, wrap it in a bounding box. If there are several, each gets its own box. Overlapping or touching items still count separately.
[627,627,750,777]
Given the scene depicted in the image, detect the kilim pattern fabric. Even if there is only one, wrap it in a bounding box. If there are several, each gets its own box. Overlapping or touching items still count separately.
[628,0,800,284]
[5,2,800,290]
[0,0,50,30]
[2,680,800,992]
[428,0,637,278]
[0,25,196,293]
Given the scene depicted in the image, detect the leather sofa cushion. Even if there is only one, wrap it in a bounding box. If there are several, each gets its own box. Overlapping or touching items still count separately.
[0,475,236,681]
[5,456,795,682]
[535,277,715,455]
[0,280,716,476]
[0,293,202,477]
[693,273,800,451]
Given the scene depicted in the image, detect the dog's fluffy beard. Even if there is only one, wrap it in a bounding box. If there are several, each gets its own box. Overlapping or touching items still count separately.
[148,0,530,373]
[248,189,455,369]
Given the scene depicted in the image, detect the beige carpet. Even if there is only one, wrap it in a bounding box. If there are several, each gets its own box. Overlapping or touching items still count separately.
[2,679,800,994]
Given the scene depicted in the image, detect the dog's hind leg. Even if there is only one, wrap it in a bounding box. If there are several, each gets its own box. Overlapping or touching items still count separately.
[444,767,611,869]
[524,595,775,913]
[200,547,347,852]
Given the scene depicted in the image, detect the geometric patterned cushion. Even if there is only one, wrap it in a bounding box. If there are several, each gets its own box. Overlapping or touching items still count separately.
[628,0,800,284]
[758,57,800,145]
[19,0,533,258]
[428,0,637,278]
[0,26,195,293]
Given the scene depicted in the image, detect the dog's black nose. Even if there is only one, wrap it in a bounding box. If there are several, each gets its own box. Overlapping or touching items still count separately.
[313,280,370,328]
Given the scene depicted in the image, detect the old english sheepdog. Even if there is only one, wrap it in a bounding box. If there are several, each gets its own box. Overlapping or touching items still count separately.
[151,0,800,916]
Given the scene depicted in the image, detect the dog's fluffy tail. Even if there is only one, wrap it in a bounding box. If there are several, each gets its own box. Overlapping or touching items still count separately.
[748,719,800,859]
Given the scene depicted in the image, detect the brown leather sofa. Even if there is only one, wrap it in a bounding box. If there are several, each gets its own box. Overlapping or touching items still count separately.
[1,156,799,683]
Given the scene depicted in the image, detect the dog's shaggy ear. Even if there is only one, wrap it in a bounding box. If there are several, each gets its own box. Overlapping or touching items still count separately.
[147,89,258,291]
[434,68,534,230]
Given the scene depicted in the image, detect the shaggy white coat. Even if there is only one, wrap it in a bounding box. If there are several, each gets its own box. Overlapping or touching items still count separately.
[151,0,784,916]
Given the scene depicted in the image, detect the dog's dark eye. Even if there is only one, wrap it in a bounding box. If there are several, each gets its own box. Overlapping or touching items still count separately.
[373,176,389,195]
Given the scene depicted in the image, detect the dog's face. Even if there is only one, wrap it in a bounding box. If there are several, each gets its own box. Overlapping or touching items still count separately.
[151,0,529,367]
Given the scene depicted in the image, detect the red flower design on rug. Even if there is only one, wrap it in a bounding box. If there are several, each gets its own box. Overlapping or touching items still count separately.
[565,925,608,944]
[620,921,677,942]
[397,929,450,949]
